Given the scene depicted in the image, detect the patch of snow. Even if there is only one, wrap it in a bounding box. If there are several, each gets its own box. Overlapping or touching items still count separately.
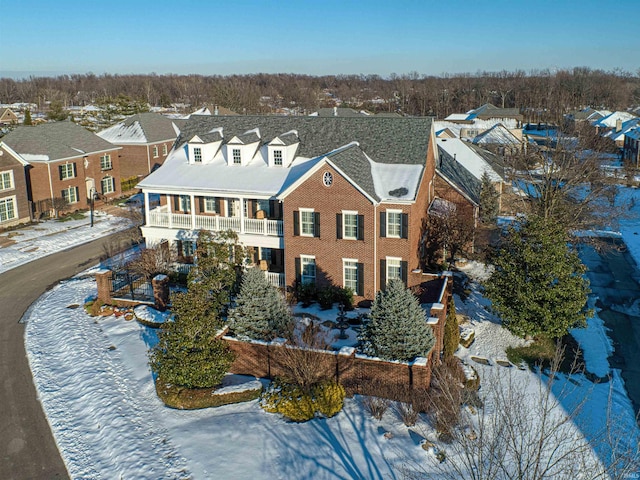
[134,305,170,324]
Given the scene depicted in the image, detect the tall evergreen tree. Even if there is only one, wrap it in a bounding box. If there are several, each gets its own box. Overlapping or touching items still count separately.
[46,100,68,121]
[148,230,244,388]
[484,216,592,338]
[23,109,33,125]
[442,297,460,358]
[228,267,292,341]
[358,279,435,362]
[479,171,500,224]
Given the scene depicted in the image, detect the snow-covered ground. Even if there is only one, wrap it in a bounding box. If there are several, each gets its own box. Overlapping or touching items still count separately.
[0,210,132,274]
[18,186,640,479]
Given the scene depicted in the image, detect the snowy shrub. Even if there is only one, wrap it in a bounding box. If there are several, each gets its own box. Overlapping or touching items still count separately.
[358,279,435,362]
[394,400,419,427]
[312,381,345,418]
[260,380,345,422]
[295,282,317,307]
[228,267,292,341]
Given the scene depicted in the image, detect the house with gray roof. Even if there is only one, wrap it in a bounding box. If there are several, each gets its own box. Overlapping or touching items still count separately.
[1,121,122,217]
[97,112,179,188]
[137,115,443,303]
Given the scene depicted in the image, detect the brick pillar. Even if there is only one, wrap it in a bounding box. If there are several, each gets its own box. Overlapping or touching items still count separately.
[411,355,431,390]
[152,274,170,311]
[95,269,113,304]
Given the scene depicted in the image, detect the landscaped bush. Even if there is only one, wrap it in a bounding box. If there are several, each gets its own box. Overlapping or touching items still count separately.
[296,282,317,307]
[312,381,345,418]
[156,378,262,409]
[317,286,336,310]
[362,395,391,420]
[260,379,346,422]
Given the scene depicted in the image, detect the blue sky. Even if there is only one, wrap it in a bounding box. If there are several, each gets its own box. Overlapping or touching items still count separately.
[1,0,639,78]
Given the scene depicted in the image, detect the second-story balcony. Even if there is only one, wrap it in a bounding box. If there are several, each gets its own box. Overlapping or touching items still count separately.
[147,205,284,237]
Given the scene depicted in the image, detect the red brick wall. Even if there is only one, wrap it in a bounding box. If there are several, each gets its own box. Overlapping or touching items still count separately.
[116,142,172,181]
[283,163,377,301]
[28,149,122,212]
[0,146,31,227]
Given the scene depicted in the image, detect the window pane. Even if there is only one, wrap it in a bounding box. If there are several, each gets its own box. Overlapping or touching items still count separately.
[1,172,13,190]
[387,258,402,281]
[301,210,314,235]
[387,211,401,237]
[344,260,357,291]
[233,149,241,164]
[205,197,217,212]
[301,257,316,284]
[193,147,202,163]
[344,213,358,239]
[274,150,283,166]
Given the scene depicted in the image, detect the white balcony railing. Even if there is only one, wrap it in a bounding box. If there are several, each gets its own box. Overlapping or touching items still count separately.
[264,271,285,288]
[147,209,283,237]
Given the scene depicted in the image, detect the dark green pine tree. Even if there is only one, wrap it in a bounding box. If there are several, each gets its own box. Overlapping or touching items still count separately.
[148,230,243,388]
[484,216,592,339]
[228,267,292,341]
[46,100,68,121]
[23,109,33,125]
[358,279,435,362]
[479,171,500,224]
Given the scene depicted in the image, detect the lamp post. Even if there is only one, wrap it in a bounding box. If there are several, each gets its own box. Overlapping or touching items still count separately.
[90,187,96,227]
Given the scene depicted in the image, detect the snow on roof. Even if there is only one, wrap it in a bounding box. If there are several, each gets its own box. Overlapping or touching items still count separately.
[137,144,320,196]
[437,138,502,182]
[473,124,521,145]
[433,118,518,138]
[98,119,147,143]
[444,113,472,121]
[370,160,422,202]
[592,111,637,128]
[20,153,50,161]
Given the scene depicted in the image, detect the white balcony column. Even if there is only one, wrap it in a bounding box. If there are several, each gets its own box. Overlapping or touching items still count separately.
[167,194,173,229]
[240,197,245,234]
[190,193,196,230]
[144,191,150,226]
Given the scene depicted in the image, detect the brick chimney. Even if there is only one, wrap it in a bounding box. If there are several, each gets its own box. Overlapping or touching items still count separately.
[616,118,622,132]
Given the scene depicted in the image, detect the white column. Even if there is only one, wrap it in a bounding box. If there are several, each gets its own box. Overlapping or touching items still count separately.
[240,197,245,234]
[144,191,150,226]
[190,193,196,230]
[167,194,173,229]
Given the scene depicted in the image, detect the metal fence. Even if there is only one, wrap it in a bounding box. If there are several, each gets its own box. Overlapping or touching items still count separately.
[111,270,154,302]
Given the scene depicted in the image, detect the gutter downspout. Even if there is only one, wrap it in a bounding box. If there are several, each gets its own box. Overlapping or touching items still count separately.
[374,203,378,295]
[146,145,151,174]
[46,163,55,216]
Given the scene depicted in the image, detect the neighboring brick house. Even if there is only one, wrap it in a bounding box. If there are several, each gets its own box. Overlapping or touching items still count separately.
[623,127,640,169]
[137,115,440,304]
[434,137,507,228]
[97,113,178,190]
[1,122,122,217]
[0,143,31,228]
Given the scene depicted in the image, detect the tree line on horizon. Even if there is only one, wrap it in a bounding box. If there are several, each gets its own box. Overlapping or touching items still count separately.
[1,67,638,122]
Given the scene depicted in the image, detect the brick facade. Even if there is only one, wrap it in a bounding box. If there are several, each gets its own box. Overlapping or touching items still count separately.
[284,139,436,304]
[0,145,31,228]
[114,142,172,188]
[28,148,122,215]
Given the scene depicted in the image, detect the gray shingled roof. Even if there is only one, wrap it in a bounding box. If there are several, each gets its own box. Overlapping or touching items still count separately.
[2,121,119,162]
[326,144,380,201]
[467,143,506,180]
[276,131,299,146]
[176,115,432,166]
[98,112,177,144]
[314,107,367,117]
[437,145,481,205]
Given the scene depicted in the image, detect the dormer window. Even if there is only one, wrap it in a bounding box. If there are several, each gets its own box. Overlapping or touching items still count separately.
[274,150,283,166]
[232,148,241,165]
[193,147,202,163]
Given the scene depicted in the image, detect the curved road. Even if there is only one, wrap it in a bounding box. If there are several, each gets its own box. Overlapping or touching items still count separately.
[1,233,125,479]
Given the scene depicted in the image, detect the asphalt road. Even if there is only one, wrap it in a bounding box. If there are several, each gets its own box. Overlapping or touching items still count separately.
[0,232,126,479]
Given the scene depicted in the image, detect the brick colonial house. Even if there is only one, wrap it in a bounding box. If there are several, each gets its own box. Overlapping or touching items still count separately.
[137,116,441,304]
[0,143,31,228]
[1,122,122,217]
[97,113,178,191]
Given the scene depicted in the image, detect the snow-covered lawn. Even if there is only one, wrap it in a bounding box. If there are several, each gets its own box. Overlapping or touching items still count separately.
[19,186,640,479]
[0,210,132,274]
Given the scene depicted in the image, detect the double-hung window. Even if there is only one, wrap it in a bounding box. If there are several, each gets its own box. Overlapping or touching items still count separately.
[301,209,315,236]
[232,148,242,165]
[343,211,358,240]
[100,154,112,170]
[181,240,195,257]
[193,147,202,163]
[300,255,316,285]
[0,196,16,222]
[343,259,358,293]
[152,146,159,158]
[162,144,168,155]
[180,195,191,212]
[0,171,14,191]
[101,176,115,194]
[204,196,217,213]
[386,257,402,282]
[62,186,79,204]
[273,150,283,166]
[59,163,76,180]
[386,210,402,238]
